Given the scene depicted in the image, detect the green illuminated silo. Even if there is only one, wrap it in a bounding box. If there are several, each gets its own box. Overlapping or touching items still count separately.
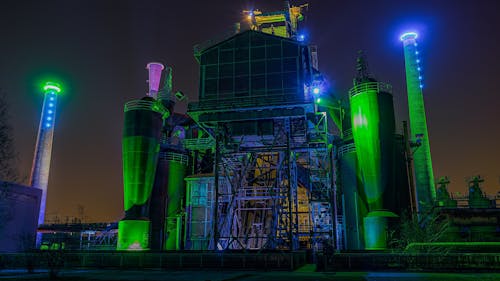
[163,151,189,250]
[349,80,396,250]
[117,98,168,251]
[150,148,188,251]
[401,32,436,211]
[349,82,395,210]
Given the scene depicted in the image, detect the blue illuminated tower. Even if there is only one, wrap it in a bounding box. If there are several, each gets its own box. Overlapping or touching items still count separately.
[400,32,436,211]
[30,82,61,225]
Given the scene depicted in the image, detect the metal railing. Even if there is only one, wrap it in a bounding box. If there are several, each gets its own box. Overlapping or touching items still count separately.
[160,152,189,166]
[348,82,392,97]
[338,143,356,157]
[188,94,313,111]
[183,138,215,150]
[0,251,306,271]
[124,100,168,116]
[322,252,500,272]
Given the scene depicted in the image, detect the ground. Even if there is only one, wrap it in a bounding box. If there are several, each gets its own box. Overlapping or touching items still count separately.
[1,270,500,281]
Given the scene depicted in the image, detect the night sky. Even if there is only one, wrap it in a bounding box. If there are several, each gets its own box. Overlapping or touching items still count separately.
[1,0,499,222]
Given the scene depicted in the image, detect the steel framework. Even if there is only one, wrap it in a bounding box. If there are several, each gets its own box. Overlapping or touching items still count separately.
[185,107,335,251]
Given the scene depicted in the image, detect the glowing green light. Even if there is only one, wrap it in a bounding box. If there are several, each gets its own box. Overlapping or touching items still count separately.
[117,220,150,250]
[164,159,187,250]
[402,31,436,210]
[43,82,62,94]
[350,87,382,209]
[316,98,321,103]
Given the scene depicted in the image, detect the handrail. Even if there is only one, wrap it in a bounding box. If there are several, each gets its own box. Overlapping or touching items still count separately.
[348,82,392,97]
[124,100,169,117]
[338,143,356,157]
[188,94,312,111]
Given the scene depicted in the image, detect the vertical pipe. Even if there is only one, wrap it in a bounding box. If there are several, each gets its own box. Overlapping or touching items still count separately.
[403,121,417,213]
[146,62,165,99]
[212,128,221,250]
[400,32,436,211]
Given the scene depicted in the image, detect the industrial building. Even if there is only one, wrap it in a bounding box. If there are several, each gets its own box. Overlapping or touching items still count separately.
[1,3,498,257]
[20,3,497,253]
[116,3,417,252]
[0,181,41,252]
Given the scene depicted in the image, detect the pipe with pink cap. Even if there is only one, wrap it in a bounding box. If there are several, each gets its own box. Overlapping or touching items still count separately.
[146,62,164,99]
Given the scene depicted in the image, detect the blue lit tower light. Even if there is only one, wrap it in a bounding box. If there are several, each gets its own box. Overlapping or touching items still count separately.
[400,32,436,211]
[30,82,61,225]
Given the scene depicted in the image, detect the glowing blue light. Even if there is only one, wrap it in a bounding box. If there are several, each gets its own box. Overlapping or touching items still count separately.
[312,87,320,95]
[414,43,418,46]
[48,110,53,114]
[415,51,419,55]
[420,84,424,89]
[417,67,421,71]
[47,117,52,121]
[400,32,418,41]
[45,123,51,128]
[298,34,305,42]
[419,76,422,80]
[49,103,54,107]
[50,97,54,101]
[416,59,420,63]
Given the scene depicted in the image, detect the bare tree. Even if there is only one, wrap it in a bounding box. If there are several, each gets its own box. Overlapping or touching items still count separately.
[0,89,18,182]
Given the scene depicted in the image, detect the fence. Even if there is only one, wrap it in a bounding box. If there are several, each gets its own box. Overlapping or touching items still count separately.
[321,252,500,272]
[2,251,499,272]
[0,251,306,271]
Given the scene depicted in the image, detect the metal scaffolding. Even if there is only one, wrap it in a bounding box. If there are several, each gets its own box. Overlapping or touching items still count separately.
[184,109,335,251]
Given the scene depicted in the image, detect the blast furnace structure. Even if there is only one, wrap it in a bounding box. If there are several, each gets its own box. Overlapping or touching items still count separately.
[116,4,424,253]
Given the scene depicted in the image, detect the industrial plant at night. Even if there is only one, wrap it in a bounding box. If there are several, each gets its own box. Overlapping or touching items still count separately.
[111,3,499,253]
[1,1,500,277]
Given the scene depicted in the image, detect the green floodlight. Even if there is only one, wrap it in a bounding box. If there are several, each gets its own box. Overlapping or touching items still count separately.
[43,82,62,94]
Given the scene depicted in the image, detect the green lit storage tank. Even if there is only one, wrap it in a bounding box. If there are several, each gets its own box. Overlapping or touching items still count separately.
[118,98,167,251]
[163,151,189,250]
[349,81,397,250]
[150,147,189,251]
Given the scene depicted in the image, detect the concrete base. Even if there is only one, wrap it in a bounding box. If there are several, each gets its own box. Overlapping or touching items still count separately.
[363,210,398,250]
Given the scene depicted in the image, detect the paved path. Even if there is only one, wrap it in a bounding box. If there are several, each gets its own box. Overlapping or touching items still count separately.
[1,270,500,280]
